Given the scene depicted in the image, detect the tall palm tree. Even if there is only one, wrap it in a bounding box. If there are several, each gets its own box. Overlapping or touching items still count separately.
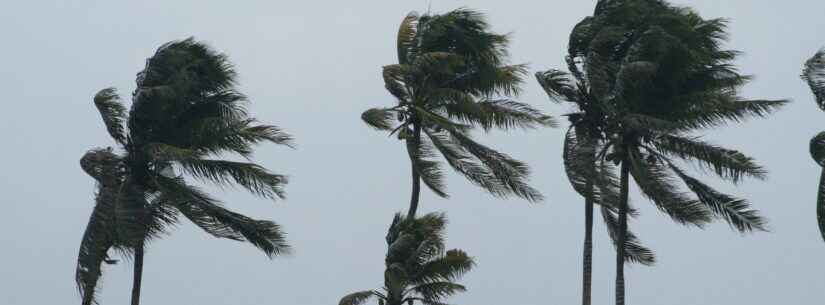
[339,212,474,305]
[536,66,654,305]
[565,1,787,304]
[803,49,825,242]
[361,9,554,218]
[77,38,292,305]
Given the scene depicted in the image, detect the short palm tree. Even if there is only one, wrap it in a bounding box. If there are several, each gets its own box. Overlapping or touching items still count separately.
[803,49,825,242]
[339,212,474,305]
[361,9,553,218]
[76,38,292,305]
[565,1,787,304]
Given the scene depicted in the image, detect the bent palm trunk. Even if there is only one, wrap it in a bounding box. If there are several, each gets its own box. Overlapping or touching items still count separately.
[406,123,423,219]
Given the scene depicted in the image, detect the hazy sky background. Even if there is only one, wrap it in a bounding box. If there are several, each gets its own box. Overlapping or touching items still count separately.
[2,1,824,304]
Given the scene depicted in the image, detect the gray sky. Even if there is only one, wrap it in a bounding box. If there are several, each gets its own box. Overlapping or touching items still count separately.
[2,1,824,304]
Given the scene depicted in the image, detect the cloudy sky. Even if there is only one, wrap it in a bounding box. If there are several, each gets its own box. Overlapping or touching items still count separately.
[2,1,824,304]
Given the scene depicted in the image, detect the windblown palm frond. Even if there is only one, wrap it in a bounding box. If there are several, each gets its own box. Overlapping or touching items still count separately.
[803,50,825,110]
[806,49,825,242]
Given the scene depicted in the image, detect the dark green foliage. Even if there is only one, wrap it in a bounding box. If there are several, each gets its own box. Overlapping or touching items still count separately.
[77,38,291,305]
[363,9,552,204]
[339,213,474,305]
[804,50,825,242]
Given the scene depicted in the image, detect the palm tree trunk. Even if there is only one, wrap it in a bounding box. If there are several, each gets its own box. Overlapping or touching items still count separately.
[615,160,630,305]
[406,123,422,219]
[582,182,594,305]
[130,242,145,305]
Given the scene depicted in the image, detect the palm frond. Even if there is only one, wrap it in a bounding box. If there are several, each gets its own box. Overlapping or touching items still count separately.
[179,159,287,200]
[669,164,767,232]
[535,69,580,103]
[154,176,290,257]
[339,291,379,305]
[802,49,825,110]
[93,88,128,144]
[654,134,765,183]
[76,189,124,305]
[424,129,505,198]
[407,134,448,198]
[362,108,398,131]
[817,169,825,243]
[474,99,556,130]
[627,152,712,227]
[397,12,419,65]
[810,132,825,166]
[409,282,466,301]
[600,205,656,266]
[413,249,474,285]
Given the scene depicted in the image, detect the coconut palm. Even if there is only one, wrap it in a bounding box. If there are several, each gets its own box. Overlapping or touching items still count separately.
[361,9,553,218]
[803,49,825,242]
[536,65,654,305]
[77,38,292,305]
[339,212,474,305]
[565,1,787,304]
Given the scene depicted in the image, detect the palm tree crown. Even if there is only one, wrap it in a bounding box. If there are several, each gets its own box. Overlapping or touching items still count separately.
[362,9,553,216]
[77,38,292,305]
[339,212,474,305]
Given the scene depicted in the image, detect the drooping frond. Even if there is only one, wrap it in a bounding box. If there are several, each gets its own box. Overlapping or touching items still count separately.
[803,49,825,110]
[362,108,398,131]
[397,12,419,65]
[535,70,580,103]
[600,205,656,266]
[675,96,788,130]
[654,135,765,183]
[93,88,128,144]
[180,159,287,200]
[627,151,712,227]
[76,186,125,305]
[154,176,290,257]
[424,129,506,198]
[406,134,448,198]
[810,132,825,166]
[412,249,474,285]
[408,282,466,301]
[668,164,767,232]
[339,291,380,305]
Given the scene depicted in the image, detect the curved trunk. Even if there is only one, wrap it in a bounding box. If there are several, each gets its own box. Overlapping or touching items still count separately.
[582,182,594,305]
[406,123,423,219]
[615,160,630,305]
[130,243,145,305]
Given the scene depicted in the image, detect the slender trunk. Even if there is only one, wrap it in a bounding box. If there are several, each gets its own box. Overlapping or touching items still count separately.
[406,123,422,219]
[616,160,630,305]
[582,182,594,305]
[818,169,825,242]
[131,243,145,305]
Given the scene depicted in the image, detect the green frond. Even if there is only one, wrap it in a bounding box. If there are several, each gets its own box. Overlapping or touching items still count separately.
[406,135,448,198]
[93,88,128,144]
[339,291,379,305]
[669,164,768,233]
[408,282,466,301]
[424,129,506,198]
[600,205,656,266]
[362,108,398,131]
[535,69,580,103]
[383,64,413,101]
[654,134,765,183]
[76,185,126,305]
[114,178,153,246]
[178,159,288,200]
[397,12,419,65]
[802,49,825,110]
[413,249,474,285]
[154,176,290,257]
[474,99,556,130]
[675,96,788,129]
[627,152,712,227]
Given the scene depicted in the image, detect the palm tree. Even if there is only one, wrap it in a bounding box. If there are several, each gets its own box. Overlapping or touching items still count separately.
[339,212,474,305]
[361,9,554,218]
[565,1,787,304]
[536,66,654,305]
[77,38,292,305]
[803,49,825,242]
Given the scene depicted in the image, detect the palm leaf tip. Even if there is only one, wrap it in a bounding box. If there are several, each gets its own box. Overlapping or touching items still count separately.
[93,87,127,144]
[362,108,397,131]
[803,49,825,110]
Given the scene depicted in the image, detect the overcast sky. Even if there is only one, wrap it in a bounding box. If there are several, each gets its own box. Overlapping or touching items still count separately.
[2,1,824,304]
